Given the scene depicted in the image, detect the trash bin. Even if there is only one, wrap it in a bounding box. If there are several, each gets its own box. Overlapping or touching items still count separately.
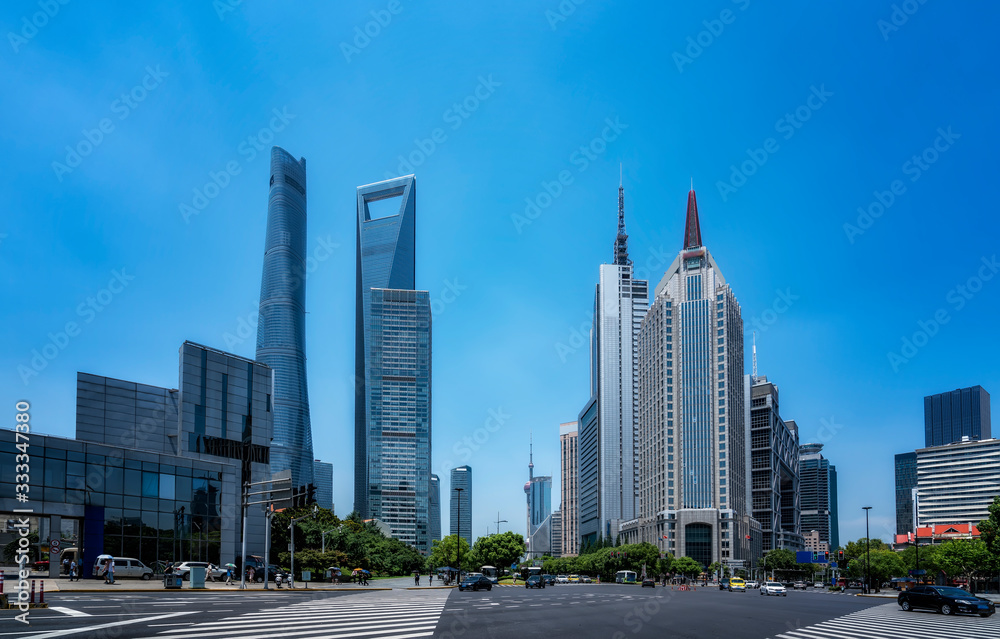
[164,575,182,589]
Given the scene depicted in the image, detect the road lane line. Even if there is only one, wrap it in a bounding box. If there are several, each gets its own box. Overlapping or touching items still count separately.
[48,607,92,617]
[26,612,195,639]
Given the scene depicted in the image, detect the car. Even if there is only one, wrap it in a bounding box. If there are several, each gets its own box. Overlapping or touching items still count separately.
[793,581,807,590]
[745,580,758,589]
[761,582,787,596]
[580,575,593,583]
[568,574,580,583]
[719,578,730,590]
[91,557,154,580]
[556,575,570,584]
[525,575,545,589]
[171,562,213,581]
[813,582,824,589]
[728,578,747,592]
[32,560,49,572]
[459,575,493,591]
[898,585,996,617]
[542,574,556,586]
[641,578,656,588]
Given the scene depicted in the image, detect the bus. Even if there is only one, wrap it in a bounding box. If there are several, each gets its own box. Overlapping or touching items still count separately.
[615,570,637,584]
[525,566,543,580]
[480,566,499,584]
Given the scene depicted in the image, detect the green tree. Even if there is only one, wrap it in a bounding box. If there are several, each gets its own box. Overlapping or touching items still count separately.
[707,561,723,578]
[978,495,1000,559]
[762,549,795,573]
[899,542,942,580]
[847,549,904,593]
[427,535,473,572]
[937,539,997,594]
[672,556,702,578]
[656,554,674,577]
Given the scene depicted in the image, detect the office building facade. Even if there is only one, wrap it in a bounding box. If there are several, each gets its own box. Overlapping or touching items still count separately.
[429,473,441,543]
[313,460,334,511]
[894,452,918,536]
[366,288,432,552]
[799,443,839,551]
[256,146,314,494]
[355,175,417,518]
[578,181,648,545]
[0,341,274,578]
[749,376,802,552]
[559,421,579,555]
[551,510,563,557]
[627,188,756,570]
[450,466,472,547]
[916,438,1000,526]
[924,386,991,447]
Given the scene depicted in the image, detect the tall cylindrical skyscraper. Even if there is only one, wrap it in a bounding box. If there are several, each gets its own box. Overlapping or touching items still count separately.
[256,146,313,493]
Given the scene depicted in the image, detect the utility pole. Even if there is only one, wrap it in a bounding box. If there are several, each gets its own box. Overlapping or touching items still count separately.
[290,503,318,588]
[241,470,292,590]
[495,512,507,535]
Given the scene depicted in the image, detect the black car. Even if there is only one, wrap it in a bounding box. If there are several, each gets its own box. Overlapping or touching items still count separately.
[459,575,493,591]
[719,579,730,591]
[898,585,996,617]
[542,574,556,586]
[525,575,545,589]
[642,578,656,588]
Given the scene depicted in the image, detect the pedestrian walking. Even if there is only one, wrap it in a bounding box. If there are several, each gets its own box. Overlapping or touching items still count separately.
[108,558,116,585]
[62,557,70,576]
[101,559,109,584]
[225,565,233,585]
[415,573,420,586]
[429,573,433,585]
[69,560,78,581]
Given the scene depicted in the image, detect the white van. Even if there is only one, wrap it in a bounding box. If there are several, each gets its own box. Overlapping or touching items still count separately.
[92,557,154,580]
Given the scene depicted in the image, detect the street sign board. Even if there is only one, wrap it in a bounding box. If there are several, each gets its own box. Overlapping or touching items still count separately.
[50,538,61,556]
[909,569,926,575]
[830,561,838,568]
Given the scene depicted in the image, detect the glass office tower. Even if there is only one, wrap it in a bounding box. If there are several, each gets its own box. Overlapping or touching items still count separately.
[355,175,417,519]
[924,386,991,447]
[450,466,472,547]
[429,473,441,543]
[256,146,313,494]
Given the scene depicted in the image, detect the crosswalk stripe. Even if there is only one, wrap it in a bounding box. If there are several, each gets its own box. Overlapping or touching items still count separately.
[162,611,443,633]
[770,603,999,639]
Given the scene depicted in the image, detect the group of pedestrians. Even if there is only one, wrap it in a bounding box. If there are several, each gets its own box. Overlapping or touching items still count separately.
[99,558,117,584]
[62,557,84,581]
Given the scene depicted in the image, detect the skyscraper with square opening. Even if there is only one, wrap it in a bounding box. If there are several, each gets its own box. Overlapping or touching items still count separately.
[355,175,431,553]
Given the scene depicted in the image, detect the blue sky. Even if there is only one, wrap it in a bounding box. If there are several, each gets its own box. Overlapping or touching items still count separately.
[2,1,998,547]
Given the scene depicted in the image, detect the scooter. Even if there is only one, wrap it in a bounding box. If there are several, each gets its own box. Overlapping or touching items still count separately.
[275,572,288,588]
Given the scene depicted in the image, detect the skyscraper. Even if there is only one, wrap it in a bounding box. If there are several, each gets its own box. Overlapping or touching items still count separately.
[628,187,756,569]
[367,288,432,551]
[551,510,563,557]
[313,459,334,511]
[355,175,417,518]
[429,473,441,543]
[450,466,472,547]
[559,421,579,556]
[924,386,991,447]
[799,443,839,551]
[578,179,648,545]
[256,146,313,493]
[894,452,917,536]
[748,376,802,552]
[355,175,431,552]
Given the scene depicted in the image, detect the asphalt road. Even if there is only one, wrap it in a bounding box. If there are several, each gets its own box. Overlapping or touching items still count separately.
[2,584,998,638]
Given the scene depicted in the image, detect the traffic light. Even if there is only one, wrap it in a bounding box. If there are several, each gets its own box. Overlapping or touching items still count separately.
[812,552,818,562]
[307,483,317,505]
[838,550,845,562]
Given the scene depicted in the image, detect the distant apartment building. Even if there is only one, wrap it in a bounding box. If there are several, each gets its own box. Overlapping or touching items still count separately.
[924,386,991,447]
[559,421,579,555]
[804,529,829,557]
[916,438,1000,526]
[551,510,563,557]
[799,443,839,551]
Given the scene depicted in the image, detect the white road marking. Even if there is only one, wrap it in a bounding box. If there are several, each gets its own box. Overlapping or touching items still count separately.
[48,607,92,617]
[26,612,195,639]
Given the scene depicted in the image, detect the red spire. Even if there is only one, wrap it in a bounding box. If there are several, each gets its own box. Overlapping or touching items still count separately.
[683,188,702,249]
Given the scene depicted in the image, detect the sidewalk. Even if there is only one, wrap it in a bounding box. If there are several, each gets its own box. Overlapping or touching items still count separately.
[6,577,392,593]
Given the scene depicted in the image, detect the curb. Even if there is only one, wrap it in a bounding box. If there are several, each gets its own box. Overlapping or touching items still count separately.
[405,586,456,590]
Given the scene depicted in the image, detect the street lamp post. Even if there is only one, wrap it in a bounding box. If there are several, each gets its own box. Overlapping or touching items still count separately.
[495,512,507,536]
[455,487,464,578]
[862,506,872,594]
[321,526,341,554]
